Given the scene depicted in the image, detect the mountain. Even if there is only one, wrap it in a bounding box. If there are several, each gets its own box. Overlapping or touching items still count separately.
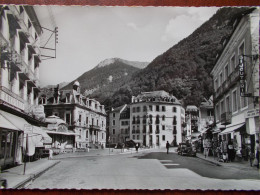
[62,58,149,101]
[44,82,69,89]
[95,58,149,69]
[105,7,253,108]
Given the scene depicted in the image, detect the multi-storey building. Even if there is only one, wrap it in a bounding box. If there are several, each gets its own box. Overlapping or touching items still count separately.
[185,105,199,140]
[198,96,214,133]
[108,104,130,144]
[0,5,51,168]
[130,91,185,147]
[40,81,107,149]
[210,8,259,152]
[119,105,130,143]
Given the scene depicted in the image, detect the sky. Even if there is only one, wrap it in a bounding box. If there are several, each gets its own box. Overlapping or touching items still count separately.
[34,6,219,87]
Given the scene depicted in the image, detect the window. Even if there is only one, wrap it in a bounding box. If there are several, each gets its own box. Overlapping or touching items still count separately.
[137,135,139,140]
[133,107,136,113]
[149,105,153,111]
[173,116,177,125]
[143,106,147,112]
[215,104,220,121]
[162,106,166,112]
[143,125,146,133]
[232,90,237,112]
[156,105,160,112]
[113,113,115,118]
[137,116,140,124]
[220,100,225,114]
[239,42,245,56]
[241,81,248,109]
[133,135,135,139]
[230,55,236,72]
[214,78,218,91]
[162,115,165,121]
[162,135,165,141]
[86,117,89,124]
[113,129,115,134]
[102,133,104,139]
[86,130,88,138]
[156,115,160,124]
[137,107,140,112]
[156,125,160,132]
[97,120,99,126]
[113,120,115,126]
[162,125,165,130]
[224,64,229,80]
[226,96,231,113]
[149,125,153,133]
[102,121,104,127]
[79,115,82,124]
[173,107,177,113]
[65,112,71,125]
[219,72,223,86]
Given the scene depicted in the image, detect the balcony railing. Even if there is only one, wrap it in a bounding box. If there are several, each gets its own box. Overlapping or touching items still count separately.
[221,112,232,125]
[90,124,101,130]
[214,66,241,101]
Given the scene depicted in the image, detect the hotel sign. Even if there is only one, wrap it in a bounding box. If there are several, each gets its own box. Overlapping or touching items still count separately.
[239,56,252,97]
[245,109,259,118]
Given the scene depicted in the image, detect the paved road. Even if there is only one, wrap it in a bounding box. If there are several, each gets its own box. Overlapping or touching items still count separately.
[27,150,260,190]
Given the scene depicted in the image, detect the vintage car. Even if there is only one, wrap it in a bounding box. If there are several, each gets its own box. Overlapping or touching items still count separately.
[177,143,196,157]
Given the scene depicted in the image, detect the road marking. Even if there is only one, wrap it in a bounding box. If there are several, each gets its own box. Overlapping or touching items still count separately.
[163,163,180,166]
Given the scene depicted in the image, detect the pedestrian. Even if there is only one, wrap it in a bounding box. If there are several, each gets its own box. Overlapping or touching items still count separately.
[166,141,170,154]
[227,140,234,162]
[255,140,259,169]
[49,149,53,160]
[135,143,139,153]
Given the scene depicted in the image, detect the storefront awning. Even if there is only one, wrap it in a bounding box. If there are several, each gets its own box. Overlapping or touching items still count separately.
[0,110,29,131]
[45,130,78,136]
[219,123,245,135]
[0,113,20,131]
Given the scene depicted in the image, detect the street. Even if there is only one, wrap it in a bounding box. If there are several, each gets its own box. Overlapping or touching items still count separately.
[26,149,260,190]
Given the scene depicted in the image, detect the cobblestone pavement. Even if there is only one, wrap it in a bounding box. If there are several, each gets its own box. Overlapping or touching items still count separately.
[26,149,260,190]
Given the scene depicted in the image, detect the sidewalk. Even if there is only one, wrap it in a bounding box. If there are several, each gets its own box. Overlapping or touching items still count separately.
[196,152,259,170]
[0,158,60,189]
[53,147,156,159]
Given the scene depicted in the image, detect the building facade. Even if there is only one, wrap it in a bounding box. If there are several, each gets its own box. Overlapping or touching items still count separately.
[40,82,107,149]
[130,91,185,147]
[0,5,51,168]
[108,104,129,144]
[210,8,259,153]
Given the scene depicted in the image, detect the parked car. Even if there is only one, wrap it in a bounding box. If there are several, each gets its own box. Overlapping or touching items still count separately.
[177,143,196,157]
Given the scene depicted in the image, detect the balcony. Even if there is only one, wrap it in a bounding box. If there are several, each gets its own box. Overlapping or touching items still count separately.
[214,66,241,101]
[221,112,232,125]
[90,124,101,130]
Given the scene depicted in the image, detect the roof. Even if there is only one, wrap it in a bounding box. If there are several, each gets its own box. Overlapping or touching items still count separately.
[186,105,198,112]
[200,96,213,109]
[45,115,67,126]
[111,104,127,113]
[134,90,181,104]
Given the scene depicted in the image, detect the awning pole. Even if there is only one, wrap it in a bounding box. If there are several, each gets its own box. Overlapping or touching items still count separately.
[23,133,28,175]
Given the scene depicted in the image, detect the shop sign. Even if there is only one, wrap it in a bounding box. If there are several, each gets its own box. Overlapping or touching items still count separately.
[245,109,259,118]
[221,112,231,125]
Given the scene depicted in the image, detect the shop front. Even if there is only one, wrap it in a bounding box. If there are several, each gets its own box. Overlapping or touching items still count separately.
[45,116,77,152]
[0,110,51,168]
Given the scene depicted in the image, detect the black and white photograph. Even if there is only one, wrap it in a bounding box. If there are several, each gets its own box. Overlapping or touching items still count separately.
[0,4,259,190]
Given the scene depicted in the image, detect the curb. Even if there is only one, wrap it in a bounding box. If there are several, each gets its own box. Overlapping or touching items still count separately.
[196,155,221,166]
[14,161,61,189]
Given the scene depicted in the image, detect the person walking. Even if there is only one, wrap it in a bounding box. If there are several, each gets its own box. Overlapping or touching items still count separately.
[166,141,170,154]
[49,149,53,160]
[135,143,139,153]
